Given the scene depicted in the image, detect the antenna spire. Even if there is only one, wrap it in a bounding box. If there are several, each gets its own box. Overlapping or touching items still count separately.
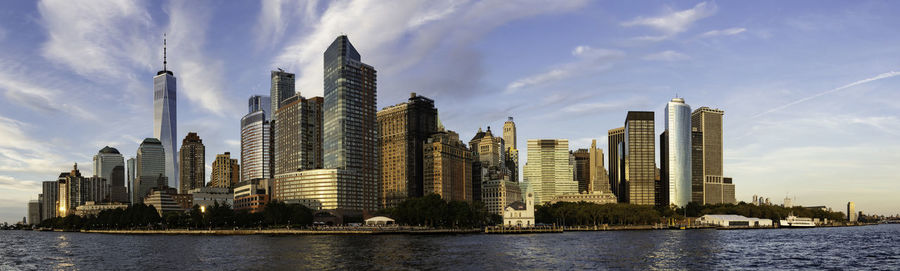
[163,33,167,71]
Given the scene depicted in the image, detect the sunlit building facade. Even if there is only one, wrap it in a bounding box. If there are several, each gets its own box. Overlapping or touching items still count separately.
[210,152,240,189]
[523,139,577,205]
[178,132,205,193]
[661,98,692,207]
[691,107,726,204]
[377,93,438,208]
[624,111,656,206]
[274,95,324,174]
[423,130,473,202]
[93,146,127,203]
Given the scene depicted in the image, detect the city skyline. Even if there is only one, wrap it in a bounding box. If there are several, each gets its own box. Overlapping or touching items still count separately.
[2,1,900,222]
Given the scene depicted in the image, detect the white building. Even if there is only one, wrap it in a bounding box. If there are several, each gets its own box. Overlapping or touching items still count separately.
[697,214,773,227]
[662,98,692,207]
[189,187,233,208]
[503,191,535,227]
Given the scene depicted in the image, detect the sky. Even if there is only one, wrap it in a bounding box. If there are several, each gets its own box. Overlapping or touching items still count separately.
[1,0,899,223]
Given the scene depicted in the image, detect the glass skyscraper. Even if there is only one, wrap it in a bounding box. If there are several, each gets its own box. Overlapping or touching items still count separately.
[323,35,378,211]
[624,111,655,205]
[154,40,177,189]
[242,95,274,183]
[662,98,692,207]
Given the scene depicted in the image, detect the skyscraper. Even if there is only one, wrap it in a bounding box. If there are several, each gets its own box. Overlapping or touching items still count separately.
[179,132,205,193]
[154,37,178,189]
[573,149,590,193]
[607,127,625,199]
[661,98,692,207]
[691,107,726,204]
[589,139,611,194]
[624,111,656,205]
[210,152,240,189]
[377,92,438,208]
[523,139,577,204]
[270,69,295,113]
[274,94,324,175]
[848,202,857,222]
[135,138,167,204]
[41,181,58,221]
[322,35,378,211]
[242,96,274,182]
[93,146,127,203]
[423,130,473,202]
[503,117,519,183]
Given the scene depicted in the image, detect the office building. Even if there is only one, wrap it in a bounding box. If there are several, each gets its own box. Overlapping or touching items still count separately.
[523,139,577,204]
[81,176,110,205]
[135,138,167,204]
[322,35,378,211]
[41,181,58,221]
[188,187,234,209]
[469,127,505,170]
[573,149,590,193]
[848,202,858,222]
[126,157,135,201]
[423,130,473,202]
[274,169,364,211]
[608,127,625,200]
[143,189,184,216]
[377,92,438,208]
[482,176,522,216]
[154,38,178,189]
[210,152,240,189]
[692,107,726,204]
[274,94,324,175]
[234,179,271,213]
[270,69,295,113]
[93,146,127,203]
[242,96,274,182]
[57,163,85,217]
[624,111,656,205]
[27,200,40,225]
[74,201,129,217]
[178,132,205,193]
[661,98,692,207]
[589,139,612,194]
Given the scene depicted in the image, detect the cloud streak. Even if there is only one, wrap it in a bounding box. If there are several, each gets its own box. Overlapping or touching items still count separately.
[622,2,717,41]
[753,71,900,118]
[506,46,624,92]
[643,50,691,61]
[701,27,747,37]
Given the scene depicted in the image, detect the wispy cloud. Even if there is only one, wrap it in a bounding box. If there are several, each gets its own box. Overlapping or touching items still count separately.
[0,115,70,176]
[622,2,717,41]
[753,71,900,118]
[0,59,98,120]
[701,27,746,37]
[642,50,691,61]
[506,46,624,92]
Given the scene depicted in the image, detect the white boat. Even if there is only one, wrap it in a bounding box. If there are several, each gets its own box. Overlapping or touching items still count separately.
[779,215,816,228]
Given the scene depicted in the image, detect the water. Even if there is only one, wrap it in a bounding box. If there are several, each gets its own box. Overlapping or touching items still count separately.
[1,224,898,270]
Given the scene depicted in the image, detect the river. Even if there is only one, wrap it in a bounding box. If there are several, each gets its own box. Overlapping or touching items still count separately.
[1,224,898,270]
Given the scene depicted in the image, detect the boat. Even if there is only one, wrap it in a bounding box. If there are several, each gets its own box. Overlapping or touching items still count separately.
[779,214,816,228]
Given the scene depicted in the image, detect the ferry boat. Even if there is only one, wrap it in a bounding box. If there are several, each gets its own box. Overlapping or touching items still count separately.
[779,215,816,228]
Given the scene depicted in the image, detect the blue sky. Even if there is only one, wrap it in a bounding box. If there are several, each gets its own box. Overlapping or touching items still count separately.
[1,0,899,223]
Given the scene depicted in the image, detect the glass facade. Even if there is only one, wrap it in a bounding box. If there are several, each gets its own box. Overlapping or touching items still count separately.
[153,72,177,189]
[270,70,295,112]
[691,107,725,204]
[523,139,577,205]
[624,111,656,206]
[664,98,692,207]
[607,127,625,200]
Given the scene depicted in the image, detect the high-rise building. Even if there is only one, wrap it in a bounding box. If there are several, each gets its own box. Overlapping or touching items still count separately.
[154,37,178,189]
[28,200,40,225]
[270,69,295,113]
[242,95,274,183]
[423,130,473,202]
[377,92,438,208]
[690,128,704,203]
[126,157,135,201]
[589,139,611,194]
[210,152,240,189]
[41,181,58,221]
[573,149,590,193]
[93,146,127,203]
[523,139,577,204]
[848,202,857,222]
[482,178,521,216]
[607,127,625,200]
[274,94,324,175]
[661,98,692,207]
[322,35,378,211]
[135,138,167,204]
[624,111,656,205]
[691,107,726,204]
[503,117,519,182]
[178,132,205,193]
[57,163,86,217]
[469,126,509,202]
[81,176,110,205]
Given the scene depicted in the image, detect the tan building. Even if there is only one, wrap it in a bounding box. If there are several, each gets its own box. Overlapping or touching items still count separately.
[482,176,522,216]
[178,132,205,193]
[210,152,240,189]
[523,139,577,205]
[273,168,364,211]
[469,127,505,169]
[549,191,617,205]
[74,201,128,217]
[503,117,519,182]
[423,131,472,202]
[692,107,727,204]
[624,111,656,206]
[589,139,612,194]
[377,93,437,208]
[274,94,324,175]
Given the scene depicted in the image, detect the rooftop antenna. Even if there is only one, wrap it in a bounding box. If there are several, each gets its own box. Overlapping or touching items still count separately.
[163,33,168,71]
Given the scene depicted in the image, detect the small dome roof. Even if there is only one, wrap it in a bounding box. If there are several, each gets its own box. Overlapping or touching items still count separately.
[99,146,120,154]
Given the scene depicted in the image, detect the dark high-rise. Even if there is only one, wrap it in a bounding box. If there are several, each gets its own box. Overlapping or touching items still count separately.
[572,149,591,193]
[41,181,58,221]
[607,127,625,200]
[179,132,205,193]
[274,94,324,175]
[624,111,655,206]
[270,69,295,113]
[322,35,378,211]
[692,107,727,204]
[377,92,438,208]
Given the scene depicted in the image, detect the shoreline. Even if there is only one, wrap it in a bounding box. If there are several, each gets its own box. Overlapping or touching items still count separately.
[28,223,878,236]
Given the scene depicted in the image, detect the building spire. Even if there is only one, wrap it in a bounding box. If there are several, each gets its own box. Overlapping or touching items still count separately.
[163,33,167,71]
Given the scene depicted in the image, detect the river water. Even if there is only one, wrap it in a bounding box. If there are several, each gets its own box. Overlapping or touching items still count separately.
[1,224,898,270]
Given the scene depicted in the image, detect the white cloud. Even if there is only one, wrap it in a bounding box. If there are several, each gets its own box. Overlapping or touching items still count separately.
[701,27,746,37]
[642,50,691,61]
[0,115,70,176]
[622,2,717,41]
[0,176,41,192]
[753,71,900,118]
[0,59,98,120]
[506,46,624,92]
[269,0,589,99]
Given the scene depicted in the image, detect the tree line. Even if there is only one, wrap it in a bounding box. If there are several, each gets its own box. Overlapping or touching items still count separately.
[378,194,501,228]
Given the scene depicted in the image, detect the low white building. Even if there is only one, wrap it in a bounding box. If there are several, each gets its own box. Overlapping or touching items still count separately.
[365,216,396,226]
[189,187,233,209]
[697,214,773,227]
[503,191,535,227]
